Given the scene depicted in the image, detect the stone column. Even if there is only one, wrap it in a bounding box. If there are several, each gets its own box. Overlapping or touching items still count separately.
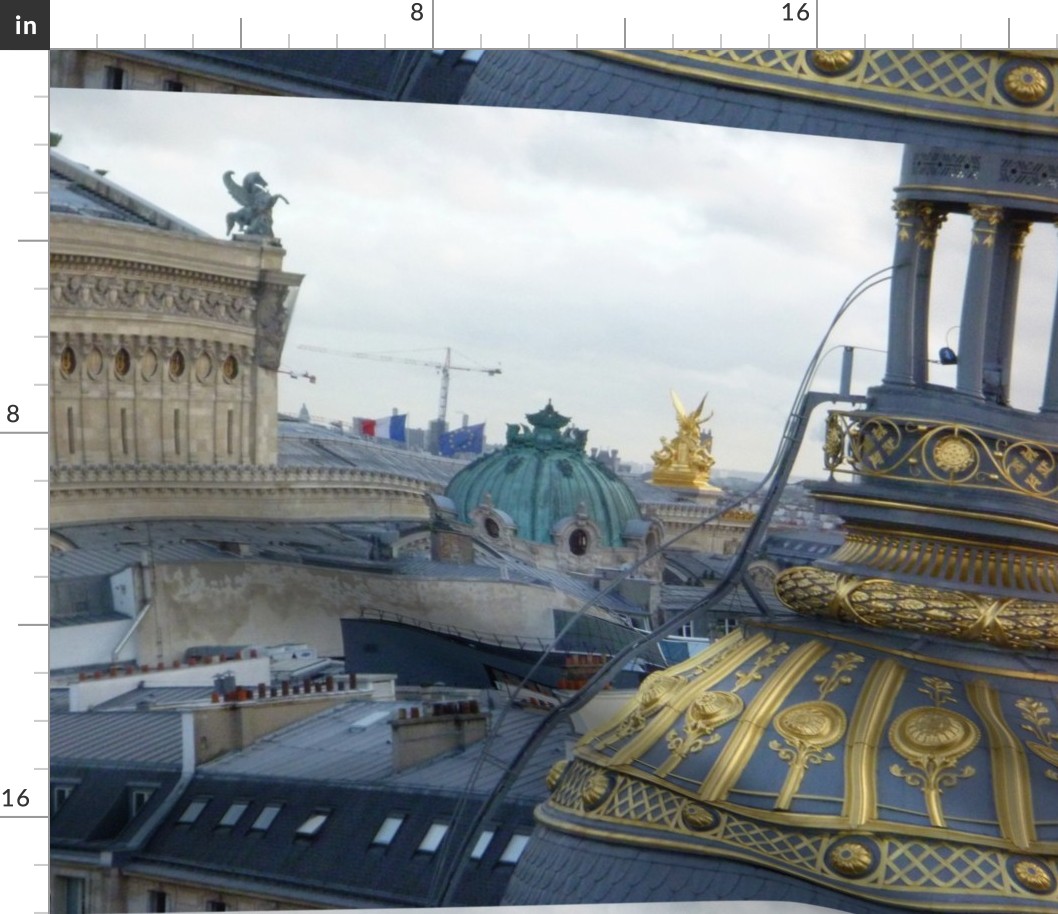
[910,204,946,385]
[884,200,921,386]
[956,205,1004,399]
[1042,224,1058,413]
[982,221,1031,404]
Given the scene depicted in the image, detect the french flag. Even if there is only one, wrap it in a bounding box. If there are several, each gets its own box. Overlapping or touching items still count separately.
[362,414,407,443]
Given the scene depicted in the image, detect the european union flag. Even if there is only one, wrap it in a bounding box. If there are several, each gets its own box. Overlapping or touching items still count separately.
[439,423,485,457]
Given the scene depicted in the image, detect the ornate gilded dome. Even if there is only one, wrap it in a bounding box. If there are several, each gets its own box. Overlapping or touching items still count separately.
[445,403,643,549]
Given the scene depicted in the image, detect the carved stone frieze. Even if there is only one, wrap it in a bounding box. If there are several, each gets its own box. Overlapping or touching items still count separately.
[51,267,257,329]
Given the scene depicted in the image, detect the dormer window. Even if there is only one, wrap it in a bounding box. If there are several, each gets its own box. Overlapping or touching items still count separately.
[130,787,154,817]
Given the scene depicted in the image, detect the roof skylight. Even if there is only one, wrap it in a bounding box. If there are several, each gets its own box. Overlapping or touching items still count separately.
[250,803,282,832]
[296,811,330,837]
[417,822,449,853]
[372,814,405,846]
[218,801,249,827]
[499,833,530,864]
[469,829,494,860]
[178,798,209,824]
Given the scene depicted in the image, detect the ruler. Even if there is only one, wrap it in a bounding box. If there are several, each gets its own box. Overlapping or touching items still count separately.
[5,1,1058,912]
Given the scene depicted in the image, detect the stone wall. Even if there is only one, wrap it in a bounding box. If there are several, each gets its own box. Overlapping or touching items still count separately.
[137,560,592,662]
[50,212,301,470]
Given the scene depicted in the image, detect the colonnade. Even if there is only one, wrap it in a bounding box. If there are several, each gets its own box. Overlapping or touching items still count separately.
[884,199,1053,410]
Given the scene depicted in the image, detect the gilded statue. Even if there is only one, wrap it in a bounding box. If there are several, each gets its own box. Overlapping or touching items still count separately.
[651,390,717,490]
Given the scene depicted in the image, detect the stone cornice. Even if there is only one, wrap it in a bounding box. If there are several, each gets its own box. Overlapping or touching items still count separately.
[51,463,441,493]
[51,252,256,293]
[50,465,439,524]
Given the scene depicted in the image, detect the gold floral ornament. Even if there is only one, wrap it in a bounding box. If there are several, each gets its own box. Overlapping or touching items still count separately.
[889,677,979,828]
[931,434,977,478]
[680,803,717,832]
[825,838,878,878]
[658,690,744,777]
[1016,696,1058,781]
[770,702,847,810]
[546,760,568,792]
[1002,63,1051,104]
[733,642,790,691]
[811,50,857,74]
[580,769,612,810]
[769,652,861,810]
[823,412,846,473]
[1010,857,1056,894]
[590,672,682,750]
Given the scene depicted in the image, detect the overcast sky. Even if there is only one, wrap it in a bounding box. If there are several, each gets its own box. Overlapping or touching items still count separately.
[51,79,1057,477]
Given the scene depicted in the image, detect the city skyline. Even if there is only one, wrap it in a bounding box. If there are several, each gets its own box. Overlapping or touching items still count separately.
[51,86,1058,477]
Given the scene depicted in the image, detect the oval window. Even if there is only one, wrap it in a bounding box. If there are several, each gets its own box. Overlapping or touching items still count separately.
[569,529,589,556]
[169,350,186,379]
[59,346,77,377]
[484,518,500,538]
[114,348,131,379]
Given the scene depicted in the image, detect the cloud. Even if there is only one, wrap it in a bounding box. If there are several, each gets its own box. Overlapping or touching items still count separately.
[51,84,1053,478]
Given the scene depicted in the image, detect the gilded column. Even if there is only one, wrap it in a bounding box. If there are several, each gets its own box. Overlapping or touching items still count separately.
[910,204,946,385]
[884,200,920,386]
[956,205,1004,399]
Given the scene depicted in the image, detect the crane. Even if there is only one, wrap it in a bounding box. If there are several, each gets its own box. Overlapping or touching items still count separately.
[297,345,501,426]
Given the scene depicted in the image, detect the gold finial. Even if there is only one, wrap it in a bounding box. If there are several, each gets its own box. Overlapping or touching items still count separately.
[651,390,717,491]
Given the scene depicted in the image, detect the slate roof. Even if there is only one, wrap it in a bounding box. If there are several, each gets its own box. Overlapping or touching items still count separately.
[110,50,477,103]
[504,825,901,912]
[51,764,184,851]
[203,698,570,800]
[462,51,1058,157]
[658,582,788,617]
[50,150,208,235]
[50,519,390,584]
[134,775,534,907]
[278,418,465,485]
[122,697,568,907]
[51,711,186,767]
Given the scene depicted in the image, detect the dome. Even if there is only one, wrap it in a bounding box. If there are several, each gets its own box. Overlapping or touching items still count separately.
[445,403,642,548]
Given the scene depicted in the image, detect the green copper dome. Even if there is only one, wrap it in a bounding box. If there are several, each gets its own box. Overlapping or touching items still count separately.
[445,403,642,547]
